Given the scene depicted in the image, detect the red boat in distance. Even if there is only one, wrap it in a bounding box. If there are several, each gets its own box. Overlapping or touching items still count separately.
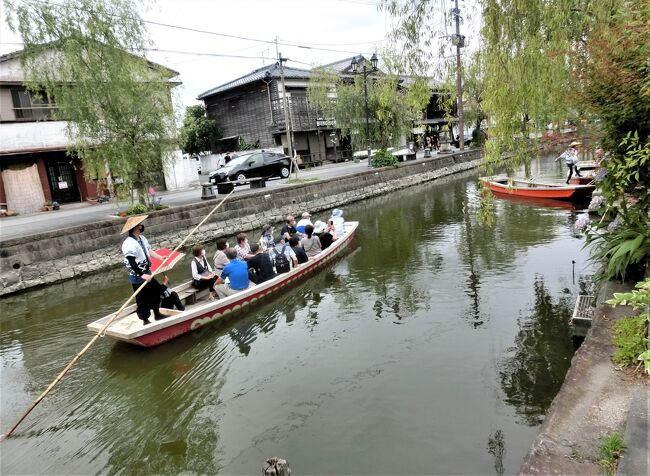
[481,176,595,201]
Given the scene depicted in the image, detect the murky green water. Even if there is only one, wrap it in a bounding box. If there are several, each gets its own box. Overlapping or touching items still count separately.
[1,156,593,475]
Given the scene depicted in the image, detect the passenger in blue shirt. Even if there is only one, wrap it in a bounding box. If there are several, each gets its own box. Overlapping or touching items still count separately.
[214,248,251,299]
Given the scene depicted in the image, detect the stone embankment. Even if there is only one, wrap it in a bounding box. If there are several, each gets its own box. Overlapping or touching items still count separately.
[520,281,648,475]
[0,151,481,296]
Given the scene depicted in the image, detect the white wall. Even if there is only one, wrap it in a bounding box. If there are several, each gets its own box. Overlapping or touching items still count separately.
[0,121,70,154]
[163,150,200,190]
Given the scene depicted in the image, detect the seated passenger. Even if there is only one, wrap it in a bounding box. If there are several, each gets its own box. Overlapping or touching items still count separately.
[272,235,298,272]
[300,224,322,258]
[259,224,274,251]
[214,248,251,299]
[295,212,313,234]
[159,275,185,311]
[330,208,345,238]
[247,244,277,284]
[190,244,217,292]
[280,215,298,239]
[289,235,309,264]
[313,220,334,250]
[234,232,254,260]
[212,237,230,278]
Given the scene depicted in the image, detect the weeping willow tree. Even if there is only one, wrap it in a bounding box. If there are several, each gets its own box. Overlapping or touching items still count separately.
[5,0,178,204]
[307,58,431,154]
[385,0,650,275]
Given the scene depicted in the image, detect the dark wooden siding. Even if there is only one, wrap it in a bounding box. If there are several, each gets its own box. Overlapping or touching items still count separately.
[204,81,277,148]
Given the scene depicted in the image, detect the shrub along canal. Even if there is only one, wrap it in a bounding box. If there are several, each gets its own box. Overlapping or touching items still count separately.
[0,155,594,474]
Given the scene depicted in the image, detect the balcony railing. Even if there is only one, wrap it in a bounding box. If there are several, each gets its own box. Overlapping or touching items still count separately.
[270,96,335,132]
[12,106,58,121]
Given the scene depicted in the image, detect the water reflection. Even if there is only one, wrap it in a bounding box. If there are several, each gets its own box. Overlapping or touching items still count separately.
[487,429,506,476]
[1,156,592,475]
[498,277,574,425]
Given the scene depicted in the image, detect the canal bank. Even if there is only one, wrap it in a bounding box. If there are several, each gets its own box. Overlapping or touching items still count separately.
[520,280,648,475]
[0,150,480,296]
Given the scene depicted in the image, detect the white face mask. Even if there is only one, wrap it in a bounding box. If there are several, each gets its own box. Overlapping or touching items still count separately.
[201,250,206,256]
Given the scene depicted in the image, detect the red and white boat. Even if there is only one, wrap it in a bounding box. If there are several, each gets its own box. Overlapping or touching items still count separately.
[481,176,595,201]
[88,222,359,347]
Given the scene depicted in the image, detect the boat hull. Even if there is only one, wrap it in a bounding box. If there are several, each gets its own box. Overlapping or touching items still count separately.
[88,222,358,347]
[482,176,594,201]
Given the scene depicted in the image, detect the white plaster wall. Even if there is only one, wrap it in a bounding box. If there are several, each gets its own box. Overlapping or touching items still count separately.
[163,150,200,190]
[0,121,70,153]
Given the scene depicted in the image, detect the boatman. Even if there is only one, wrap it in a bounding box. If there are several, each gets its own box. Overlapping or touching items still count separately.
[121,215,167,325]
[555,141,582,184]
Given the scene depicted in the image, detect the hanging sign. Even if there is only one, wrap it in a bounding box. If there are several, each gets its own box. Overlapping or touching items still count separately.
[58,181,68,189]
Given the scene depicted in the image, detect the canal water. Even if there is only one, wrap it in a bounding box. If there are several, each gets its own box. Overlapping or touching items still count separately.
[1,156,594,475]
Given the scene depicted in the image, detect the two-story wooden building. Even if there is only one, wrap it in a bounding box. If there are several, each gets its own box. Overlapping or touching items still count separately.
[0,47,181,215]
[198,58,366,164]
[198,55,455,165]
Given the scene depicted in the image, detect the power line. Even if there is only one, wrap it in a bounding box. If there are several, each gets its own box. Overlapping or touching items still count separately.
[18,0,377,56]
[141,19,373,56]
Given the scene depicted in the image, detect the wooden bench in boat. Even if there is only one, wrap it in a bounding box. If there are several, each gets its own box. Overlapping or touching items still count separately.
[176,287,211,305]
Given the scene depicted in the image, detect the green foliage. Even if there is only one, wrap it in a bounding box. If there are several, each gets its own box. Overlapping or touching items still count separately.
[307,59,430,152]
[179,105,220,155]
[612,316,648,367]
[127,203,148,215]
[598,432,626,476]
[372,148,398,168]
[586,223,650,282]
[585,134,650,281]
[607,278,650,320]
[237,137,260,151]
[5,0,177,203]
[607,278,650,374]
[575,2,650,154]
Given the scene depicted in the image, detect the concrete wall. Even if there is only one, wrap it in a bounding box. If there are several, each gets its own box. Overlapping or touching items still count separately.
[164,150,199,191]
[0,150,481,296]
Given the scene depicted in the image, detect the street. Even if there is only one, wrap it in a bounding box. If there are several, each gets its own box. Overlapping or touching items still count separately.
[0,156,411,240]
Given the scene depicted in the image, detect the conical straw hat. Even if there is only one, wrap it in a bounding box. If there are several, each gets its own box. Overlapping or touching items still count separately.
[569,141,582,147]
[120,214,149,234]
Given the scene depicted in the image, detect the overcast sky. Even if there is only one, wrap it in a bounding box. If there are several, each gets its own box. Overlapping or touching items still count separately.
[1,0,480,112]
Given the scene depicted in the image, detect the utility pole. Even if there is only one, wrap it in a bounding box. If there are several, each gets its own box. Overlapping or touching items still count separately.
[452,0,465,150]
[278,53,295,162]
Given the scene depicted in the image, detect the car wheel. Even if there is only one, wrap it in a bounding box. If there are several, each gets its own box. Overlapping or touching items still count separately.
[235,173,247,184]
[280,166,290,178]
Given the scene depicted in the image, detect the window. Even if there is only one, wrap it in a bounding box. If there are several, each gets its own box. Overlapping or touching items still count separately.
[11,89,57,121]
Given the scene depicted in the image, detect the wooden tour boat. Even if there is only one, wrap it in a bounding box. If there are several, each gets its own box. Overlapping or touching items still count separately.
[481,176,595,201]
[88,221,359,347]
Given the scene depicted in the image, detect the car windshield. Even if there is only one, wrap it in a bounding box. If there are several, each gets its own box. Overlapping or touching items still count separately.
[227,154,253,167]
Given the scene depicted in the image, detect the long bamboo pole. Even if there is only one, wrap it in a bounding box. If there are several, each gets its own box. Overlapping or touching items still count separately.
[1,189,235,441]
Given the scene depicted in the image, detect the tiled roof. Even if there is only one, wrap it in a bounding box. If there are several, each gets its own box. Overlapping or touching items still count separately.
[0,43,180,78]
[318,55,363,74]
[197,62,312,99]
[400,75,443,89]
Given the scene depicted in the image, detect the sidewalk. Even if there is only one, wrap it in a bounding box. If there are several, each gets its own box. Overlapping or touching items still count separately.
[0,154,440,241]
